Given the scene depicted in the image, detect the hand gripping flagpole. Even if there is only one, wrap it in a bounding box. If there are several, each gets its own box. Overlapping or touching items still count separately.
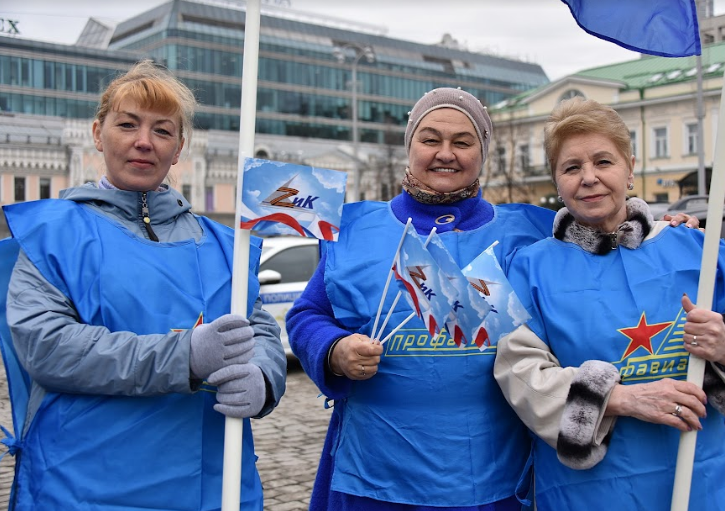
[223,0,261,509]
[670,70,725,511]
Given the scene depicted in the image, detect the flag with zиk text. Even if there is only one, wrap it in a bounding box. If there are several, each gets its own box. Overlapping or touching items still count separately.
[393,227,456,338]
[461,242,531,348]
[240,157,347,240]
[425,231,492,347]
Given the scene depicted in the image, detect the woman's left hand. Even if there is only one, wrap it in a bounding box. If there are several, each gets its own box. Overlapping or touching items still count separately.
[663,212,700,229]
[682,293,725,365]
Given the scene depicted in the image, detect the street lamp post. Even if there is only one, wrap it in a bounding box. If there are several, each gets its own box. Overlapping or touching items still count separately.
[333,43,375,202]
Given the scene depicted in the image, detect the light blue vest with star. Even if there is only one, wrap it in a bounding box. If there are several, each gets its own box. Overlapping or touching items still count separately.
[323,200,551,507]
[3,199,263,511]
[507,226,725,511]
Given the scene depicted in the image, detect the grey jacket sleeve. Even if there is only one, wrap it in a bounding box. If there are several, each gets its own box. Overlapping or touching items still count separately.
[7,249,196,396]
[248,297,286,418]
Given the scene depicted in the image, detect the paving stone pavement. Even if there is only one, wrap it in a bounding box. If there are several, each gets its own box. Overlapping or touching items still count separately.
[0,359,331,510]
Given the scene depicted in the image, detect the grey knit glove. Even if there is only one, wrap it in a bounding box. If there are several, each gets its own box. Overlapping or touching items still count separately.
[190,314,255,380]
[208,364,266,418]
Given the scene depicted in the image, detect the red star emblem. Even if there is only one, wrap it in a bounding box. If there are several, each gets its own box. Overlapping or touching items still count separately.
[618,312,672,359]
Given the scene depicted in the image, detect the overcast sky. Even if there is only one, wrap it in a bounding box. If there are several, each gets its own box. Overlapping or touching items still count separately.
[3,0,725,81]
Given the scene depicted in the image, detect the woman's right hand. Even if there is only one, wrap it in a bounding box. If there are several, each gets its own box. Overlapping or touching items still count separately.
[329,334,383,380]
[606,378,708,432]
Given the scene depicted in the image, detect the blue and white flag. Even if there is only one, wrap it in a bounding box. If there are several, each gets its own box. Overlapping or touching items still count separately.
[393,228,456,338]
[462,242,531,348]
[561,0,701,57]
[425,232,492,347]
[240,157,347,240]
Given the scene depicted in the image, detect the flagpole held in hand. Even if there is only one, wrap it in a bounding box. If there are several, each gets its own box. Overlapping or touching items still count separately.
[380,312,416,345]
[374,226,436,340]
[371,218,412,338]
[374,291,401,341]
[223,0,261,509]
[670,69,725,511]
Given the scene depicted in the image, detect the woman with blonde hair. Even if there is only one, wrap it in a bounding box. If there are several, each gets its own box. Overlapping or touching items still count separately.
[2,60,286,510]
[494,96,725,510]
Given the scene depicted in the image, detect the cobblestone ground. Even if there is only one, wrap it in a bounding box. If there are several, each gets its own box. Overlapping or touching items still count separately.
[0,359,330,510]
[0,363,14,510]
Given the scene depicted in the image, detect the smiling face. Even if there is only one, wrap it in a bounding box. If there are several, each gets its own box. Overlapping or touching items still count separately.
[407,108,483,193]
[92,97,184,192]
[554,132,635,232]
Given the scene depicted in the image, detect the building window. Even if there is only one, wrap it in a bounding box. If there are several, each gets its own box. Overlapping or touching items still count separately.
[686,123,698,155]
[205,186,214,211]
[654,127,668,158]
[630,130,637,159]
[558,89,585,102]
[654,192,669,203]
[14,176,25,202]
[495,146,506,175]
[39,177,51,199]
[182,184,192,203]
[518,144,530,174]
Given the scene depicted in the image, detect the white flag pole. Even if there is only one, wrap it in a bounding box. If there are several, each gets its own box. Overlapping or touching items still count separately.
[670,69,725,511]
[374,227,436,340]
[371,218,412,338]
[380,311,417,345]
[222,0,261,509]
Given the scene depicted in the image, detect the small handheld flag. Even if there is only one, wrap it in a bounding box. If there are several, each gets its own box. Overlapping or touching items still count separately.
[425,231,492,347]
[393,227,455,338]
[240,157,347,240]
[461,242,531,348]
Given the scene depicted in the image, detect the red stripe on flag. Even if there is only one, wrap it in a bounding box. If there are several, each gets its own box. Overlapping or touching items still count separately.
[427,315,437,338]
[393,263,423,317]
[318,220,340,241]
[240,213,307,236]
[453,325,465,347]
[474,327,490,349]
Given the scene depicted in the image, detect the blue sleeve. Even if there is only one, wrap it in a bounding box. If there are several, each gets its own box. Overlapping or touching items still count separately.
[506,247,548,345]
[286,251,353,400]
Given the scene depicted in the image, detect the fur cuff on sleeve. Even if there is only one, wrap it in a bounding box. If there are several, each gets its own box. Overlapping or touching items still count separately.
[704,363,725,416]
[557,360,620,470]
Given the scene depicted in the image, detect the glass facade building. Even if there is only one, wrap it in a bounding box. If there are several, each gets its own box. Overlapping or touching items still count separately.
[0,0,550,220]
[1,0,548,145]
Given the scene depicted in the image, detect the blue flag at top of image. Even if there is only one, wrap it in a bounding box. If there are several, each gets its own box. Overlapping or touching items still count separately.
[561,0,701,57]
[240,157,347,241]
[461,242,531,349]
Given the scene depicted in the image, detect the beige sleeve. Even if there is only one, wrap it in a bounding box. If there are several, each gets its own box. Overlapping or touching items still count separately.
[494,324,617,452]
[494,325,576,448]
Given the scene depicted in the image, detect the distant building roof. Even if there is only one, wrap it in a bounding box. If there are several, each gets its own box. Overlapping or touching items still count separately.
[492,40,725,113]
[76,18,116,49]
[106,0,549,89]
[574,41,725,89]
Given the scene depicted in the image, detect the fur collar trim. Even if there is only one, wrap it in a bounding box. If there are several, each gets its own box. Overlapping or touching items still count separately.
[553,197,654,254]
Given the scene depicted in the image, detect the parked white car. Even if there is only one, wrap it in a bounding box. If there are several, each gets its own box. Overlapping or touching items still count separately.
[258,236,321,356]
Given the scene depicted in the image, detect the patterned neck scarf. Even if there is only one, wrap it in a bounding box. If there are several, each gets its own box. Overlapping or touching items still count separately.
[401,168,480,205]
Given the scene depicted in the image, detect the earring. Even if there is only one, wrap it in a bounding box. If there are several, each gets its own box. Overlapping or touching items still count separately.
[627,182,634,190]
[557,196,564,203]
